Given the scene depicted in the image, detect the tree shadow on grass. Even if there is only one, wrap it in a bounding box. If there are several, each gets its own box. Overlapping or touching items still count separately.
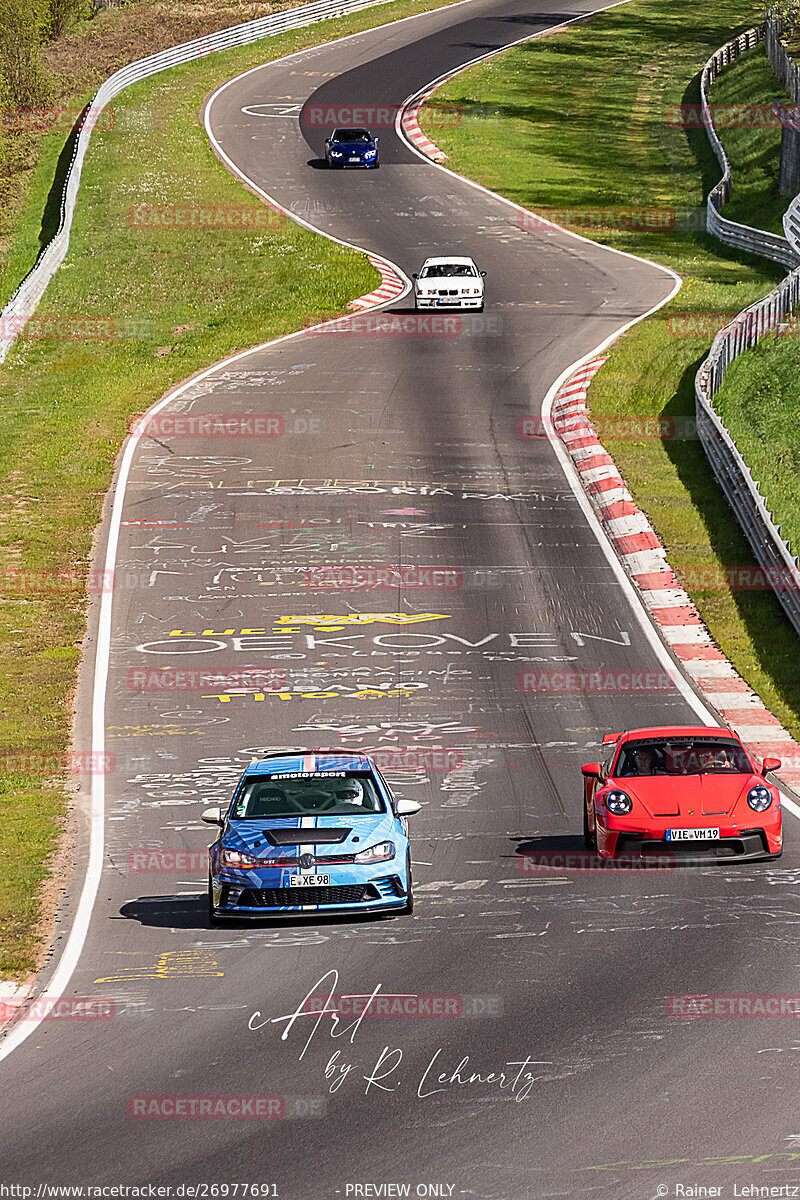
[35,106,86,261]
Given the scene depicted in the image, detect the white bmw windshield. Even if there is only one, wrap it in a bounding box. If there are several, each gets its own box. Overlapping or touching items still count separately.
[421,264,477,278]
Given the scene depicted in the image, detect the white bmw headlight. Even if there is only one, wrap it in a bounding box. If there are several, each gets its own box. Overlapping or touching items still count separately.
[747,786,772,812]
[364,149,377,158]
[606,790,633,815]
[330,150,343,158]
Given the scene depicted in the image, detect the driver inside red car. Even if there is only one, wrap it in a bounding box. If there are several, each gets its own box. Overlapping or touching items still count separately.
[620,746,665,776]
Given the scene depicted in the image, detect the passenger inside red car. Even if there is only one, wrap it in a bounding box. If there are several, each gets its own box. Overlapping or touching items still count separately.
[619,746,665,776]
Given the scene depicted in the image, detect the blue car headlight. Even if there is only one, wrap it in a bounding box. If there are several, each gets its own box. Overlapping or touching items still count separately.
[219,848,260,869]
[747,785,772,812]
[354,841,395,864]
[330,150,343,158]
[605,791,633,815]
[364,149,377,158]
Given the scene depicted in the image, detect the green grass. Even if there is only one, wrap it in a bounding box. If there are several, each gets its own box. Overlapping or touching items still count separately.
[714,332,800,557]
[0,0,465,979]
[420,0,800,742]
[710,44,789,235]
[708,52,800,578]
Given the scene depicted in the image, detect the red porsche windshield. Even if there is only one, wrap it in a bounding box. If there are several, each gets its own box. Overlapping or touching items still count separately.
[612,737,753,777]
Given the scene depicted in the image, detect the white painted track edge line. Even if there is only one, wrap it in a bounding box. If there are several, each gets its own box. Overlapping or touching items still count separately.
[0,0,792,1064]
[2,0,525,1061]
[0,283,431,1062]
[393,2,701,280]
[393,1,800,820]
[203,102,412,304]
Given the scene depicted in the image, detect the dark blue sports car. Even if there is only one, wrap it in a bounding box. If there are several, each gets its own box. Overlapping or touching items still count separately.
[324,127,380,168]
[203,751,419,922]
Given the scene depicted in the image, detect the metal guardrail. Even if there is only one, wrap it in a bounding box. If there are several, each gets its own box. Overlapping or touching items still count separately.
[696,27,800,633]
[766,12,800,103]
[0,0,395,363]
[768,15,800,246]
[702,24,800,270]
[785,192,800,250]
[695,274,800,632]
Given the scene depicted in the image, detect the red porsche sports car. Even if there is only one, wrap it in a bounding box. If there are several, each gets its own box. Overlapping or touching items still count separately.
[582,726,783,861]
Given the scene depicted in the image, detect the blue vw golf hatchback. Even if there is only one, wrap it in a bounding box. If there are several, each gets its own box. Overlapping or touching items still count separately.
[204,751,419,923]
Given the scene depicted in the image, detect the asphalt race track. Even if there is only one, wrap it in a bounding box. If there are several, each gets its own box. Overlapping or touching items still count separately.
[3,2,800,1196]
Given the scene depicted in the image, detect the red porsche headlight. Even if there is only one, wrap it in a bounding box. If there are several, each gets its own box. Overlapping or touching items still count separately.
[606,790,633,815]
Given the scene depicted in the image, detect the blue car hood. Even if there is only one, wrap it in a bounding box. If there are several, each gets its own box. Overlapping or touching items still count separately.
[223,814,396,859]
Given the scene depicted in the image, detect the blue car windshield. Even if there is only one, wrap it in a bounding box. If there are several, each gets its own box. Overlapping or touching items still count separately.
[231,771,387,818]
[333,129,372,143]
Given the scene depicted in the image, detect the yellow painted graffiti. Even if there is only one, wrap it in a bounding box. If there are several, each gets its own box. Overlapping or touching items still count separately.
[165,615,450,637]
[272,612,451,632]
[201,688,420,704]
[106,725,201,738]
[94,950,223,983]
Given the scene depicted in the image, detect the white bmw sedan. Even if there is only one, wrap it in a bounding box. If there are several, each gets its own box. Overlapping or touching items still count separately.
[413,256,486,311]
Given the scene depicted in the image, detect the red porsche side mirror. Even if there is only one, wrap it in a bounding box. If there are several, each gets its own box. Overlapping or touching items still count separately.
[762,757,782,774]
[581,763,604,780]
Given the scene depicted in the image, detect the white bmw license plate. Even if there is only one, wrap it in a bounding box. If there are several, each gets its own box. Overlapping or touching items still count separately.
[288,874,330,887]
[666,828,720,841]
[349,156,360,162]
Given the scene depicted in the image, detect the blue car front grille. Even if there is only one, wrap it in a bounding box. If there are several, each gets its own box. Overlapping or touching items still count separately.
[238,884,379,907]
